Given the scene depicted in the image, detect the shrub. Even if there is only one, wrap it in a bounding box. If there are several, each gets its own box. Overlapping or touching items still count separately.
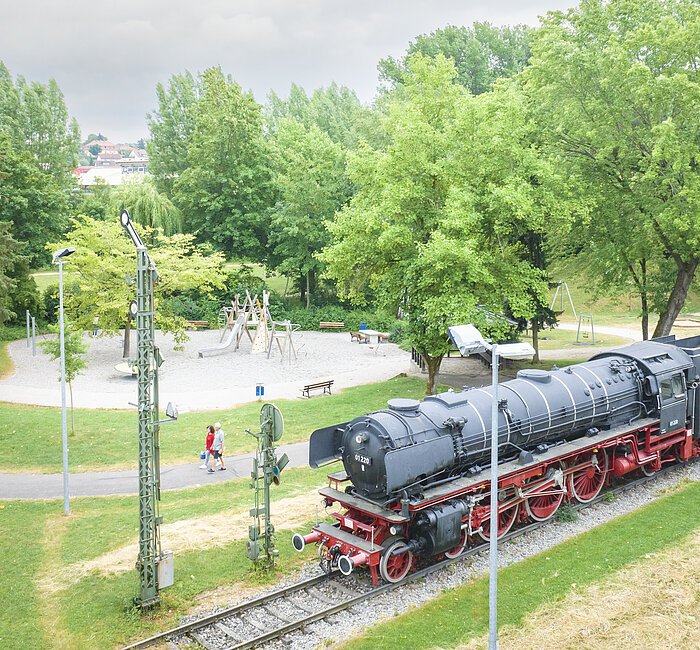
[43,283,60,324]
[274,305,399,332]
[163,296,220,325]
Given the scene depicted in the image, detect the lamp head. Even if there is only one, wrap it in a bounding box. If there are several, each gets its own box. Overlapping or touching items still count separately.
[52,247,75,264]
[119,209,144,247]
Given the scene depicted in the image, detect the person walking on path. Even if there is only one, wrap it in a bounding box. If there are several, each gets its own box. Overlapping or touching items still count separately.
[210,421,226,473]
[200,425,215,470]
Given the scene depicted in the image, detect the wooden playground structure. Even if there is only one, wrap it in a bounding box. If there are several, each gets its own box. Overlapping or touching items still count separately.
[199,291,301,361]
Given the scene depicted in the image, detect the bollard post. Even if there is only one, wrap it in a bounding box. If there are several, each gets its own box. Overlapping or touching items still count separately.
[32,317,36,357]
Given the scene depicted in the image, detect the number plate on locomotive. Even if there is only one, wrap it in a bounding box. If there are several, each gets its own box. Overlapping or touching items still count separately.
[354,453,372,466]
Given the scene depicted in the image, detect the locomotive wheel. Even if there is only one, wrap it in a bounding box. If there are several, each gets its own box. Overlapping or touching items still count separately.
[640,462,657,477]
[478,503,519,542]
[444,528,468,559]
[379,538,413,583]
[568,450,608,503]
[524,467,565,522]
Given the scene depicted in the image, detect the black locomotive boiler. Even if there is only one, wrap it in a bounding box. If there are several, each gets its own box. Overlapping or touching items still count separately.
[292,335,700,584]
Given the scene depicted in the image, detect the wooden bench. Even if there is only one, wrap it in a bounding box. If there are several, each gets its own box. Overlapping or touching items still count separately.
[350,331,361,342]
[378,332,390,343]
[185,320,209,330]
[301,380,334,398]
[356,331,370,344]
[320,321,345,330]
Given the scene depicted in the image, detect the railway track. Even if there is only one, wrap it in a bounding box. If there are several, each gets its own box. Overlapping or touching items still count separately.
[123,462,692,650]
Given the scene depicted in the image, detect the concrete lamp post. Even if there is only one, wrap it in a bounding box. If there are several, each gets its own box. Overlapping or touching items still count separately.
[448,325,535,650]
[52,246,76,515]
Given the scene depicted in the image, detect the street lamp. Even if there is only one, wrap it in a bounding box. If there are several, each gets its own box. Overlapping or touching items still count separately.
[52,246,76,515]
[448,325,535,650]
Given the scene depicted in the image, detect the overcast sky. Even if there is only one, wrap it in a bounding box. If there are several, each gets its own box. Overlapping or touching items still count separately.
[1,0,575,143]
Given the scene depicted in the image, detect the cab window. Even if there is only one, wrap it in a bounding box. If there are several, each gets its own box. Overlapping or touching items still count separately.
[660,374,684,401]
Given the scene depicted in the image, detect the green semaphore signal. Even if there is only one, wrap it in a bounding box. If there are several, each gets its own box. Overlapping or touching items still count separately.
[247,403,286,568]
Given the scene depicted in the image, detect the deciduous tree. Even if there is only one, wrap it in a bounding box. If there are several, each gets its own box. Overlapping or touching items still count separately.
[172,67,271,259]
[524,0,700,337]
[48,215,226,356]
[147,71,201,196]
[321,55,549,392]
[378,23,531,95]
[267,118,348,307]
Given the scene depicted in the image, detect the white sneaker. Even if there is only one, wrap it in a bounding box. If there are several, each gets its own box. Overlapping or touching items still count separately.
[199,464,207,469]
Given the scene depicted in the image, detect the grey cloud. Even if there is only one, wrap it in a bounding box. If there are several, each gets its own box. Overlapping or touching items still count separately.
[1,0,575,142]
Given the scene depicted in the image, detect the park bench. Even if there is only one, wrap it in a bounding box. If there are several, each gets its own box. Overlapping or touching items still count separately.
[320,321,345,330]
[378,332,390,343]
[350,331,361,342]
[356,331,370,344]
[301,379,334,398]
[185,320,209,329]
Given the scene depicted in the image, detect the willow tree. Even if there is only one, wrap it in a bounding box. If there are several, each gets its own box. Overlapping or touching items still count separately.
[111,179,182,236]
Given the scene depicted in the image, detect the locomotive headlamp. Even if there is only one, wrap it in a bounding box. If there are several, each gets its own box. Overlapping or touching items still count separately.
[389,525,401,536]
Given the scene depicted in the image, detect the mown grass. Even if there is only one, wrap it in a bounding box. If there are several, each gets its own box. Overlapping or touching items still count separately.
[0,466,329,649]
[59,466,326,565]
[0,375,427,473]
[534,326,631,350]
[0,500,52,650]
[0,342,13,379]
[341,480,700,650]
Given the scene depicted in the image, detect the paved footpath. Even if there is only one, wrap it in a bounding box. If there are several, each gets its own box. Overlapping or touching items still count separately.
[0,440,311,500]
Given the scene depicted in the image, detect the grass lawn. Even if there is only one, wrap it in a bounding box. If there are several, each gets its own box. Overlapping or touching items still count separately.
[341,479,700,650]
[0,342,12,379]
[547,262,700,330]
[534,326,631,350]
[0,466,329,650]
[3,469,698,649]
[223,262,290,296]
[0,375,429,473]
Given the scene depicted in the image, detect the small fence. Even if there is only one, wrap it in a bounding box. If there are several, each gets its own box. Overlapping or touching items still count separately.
[411,346,512,374]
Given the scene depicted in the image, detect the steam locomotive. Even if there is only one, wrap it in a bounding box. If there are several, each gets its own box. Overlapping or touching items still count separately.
[292,335,700,584]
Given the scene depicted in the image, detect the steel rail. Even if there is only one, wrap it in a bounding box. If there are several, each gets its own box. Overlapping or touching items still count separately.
[124,459,693,650]
[121,572,333,650]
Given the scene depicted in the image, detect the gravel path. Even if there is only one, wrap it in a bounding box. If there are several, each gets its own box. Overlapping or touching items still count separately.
[195,463,700,650]
[0,330,410,410]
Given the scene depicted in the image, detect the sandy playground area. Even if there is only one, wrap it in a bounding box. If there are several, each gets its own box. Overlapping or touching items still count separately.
[0,329,411,411]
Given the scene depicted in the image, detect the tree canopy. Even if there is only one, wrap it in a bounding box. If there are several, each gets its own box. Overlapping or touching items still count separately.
[48,215,226,346]
[321,55,554,391]
[171,67,272,260]
[267,118,349,306]
[524,0,700,338]
[378,23,532,95]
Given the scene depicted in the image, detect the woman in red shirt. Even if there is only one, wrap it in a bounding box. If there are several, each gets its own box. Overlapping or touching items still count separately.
[201,425,215,470]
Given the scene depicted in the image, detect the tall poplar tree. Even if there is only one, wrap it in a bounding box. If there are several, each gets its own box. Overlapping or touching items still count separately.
[172,67,271,259]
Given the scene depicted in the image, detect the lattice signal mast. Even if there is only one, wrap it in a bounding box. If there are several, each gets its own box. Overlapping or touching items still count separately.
[120,210,176,610]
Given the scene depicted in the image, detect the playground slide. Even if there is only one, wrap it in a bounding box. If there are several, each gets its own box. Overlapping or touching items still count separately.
[198,314,246,358]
